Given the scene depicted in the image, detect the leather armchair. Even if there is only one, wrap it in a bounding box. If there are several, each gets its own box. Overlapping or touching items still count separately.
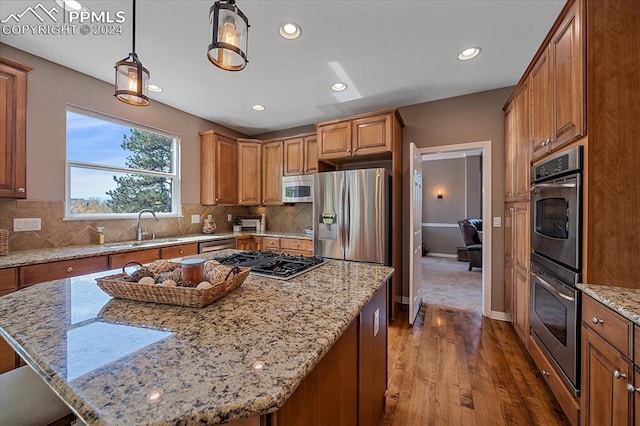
[458,218,483,271]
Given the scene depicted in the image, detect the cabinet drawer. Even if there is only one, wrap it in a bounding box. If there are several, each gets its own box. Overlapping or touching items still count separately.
[582,295,633,358]
[263,237,281,251]
[160,243,198,259]
[109,249,160,269]
[280,238,312,252]
[0,268,18,292]
[20,256,109,287]
[529,336,580,426]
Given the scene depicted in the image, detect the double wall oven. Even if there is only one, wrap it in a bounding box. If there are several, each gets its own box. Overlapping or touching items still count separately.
[529,146,582,396]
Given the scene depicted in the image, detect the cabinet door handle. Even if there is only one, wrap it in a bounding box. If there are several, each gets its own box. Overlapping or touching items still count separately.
[613,370,627,379]
[66,267,74,273]
[541,370,550,377]
[591,317,604,324]
[17,188,25,192]
[179,249,184,254]
[626,383,640,393]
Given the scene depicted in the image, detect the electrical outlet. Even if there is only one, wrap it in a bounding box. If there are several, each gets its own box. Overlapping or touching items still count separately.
[191,214,200,224]
[228,214,233,221]
[493,216,502,228]
[13,218,41,232]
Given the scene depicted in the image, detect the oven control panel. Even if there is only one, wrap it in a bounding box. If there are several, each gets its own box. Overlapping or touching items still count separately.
[531,146,583,183]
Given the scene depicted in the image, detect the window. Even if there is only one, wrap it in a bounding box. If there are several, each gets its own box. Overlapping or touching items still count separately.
[65,107,180,219]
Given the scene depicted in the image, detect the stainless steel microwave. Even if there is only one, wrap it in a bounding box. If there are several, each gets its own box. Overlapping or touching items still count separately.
[282,175,313,203]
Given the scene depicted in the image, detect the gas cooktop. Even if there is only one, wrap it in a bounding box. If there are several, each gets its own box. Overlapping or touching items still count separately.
[213,251,327,280]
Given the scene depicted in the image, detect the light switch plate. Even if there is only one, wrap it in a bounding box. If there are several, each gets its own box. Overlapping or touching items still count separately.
[13,218,41,231]
[228,214,233,221]
[493,216,502,228]
[191,214,200,224]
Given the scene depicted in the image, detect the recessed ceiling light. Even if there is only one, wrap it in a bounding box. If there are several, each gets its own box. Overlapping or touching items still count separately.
[148,84,163,93]
[331,82,347,92]
[279,22,302,40]
[457,47,482,61]
[55,0,84,11]
[252,104,265,111]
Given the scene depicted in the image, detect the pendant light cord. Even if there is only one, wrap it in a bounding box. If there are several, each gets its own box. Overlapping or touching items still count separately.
[132,0,136,54]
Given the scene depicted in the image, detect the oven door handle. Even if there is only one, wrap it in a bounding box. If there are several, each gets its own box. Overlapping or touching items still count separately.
[534,272,575,302]
[530,182,577,192]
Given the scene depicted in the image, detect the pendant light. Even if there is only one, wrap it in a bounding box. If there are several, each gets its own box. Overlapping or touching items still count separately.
[114,0,149,106]
[207,0,249,71]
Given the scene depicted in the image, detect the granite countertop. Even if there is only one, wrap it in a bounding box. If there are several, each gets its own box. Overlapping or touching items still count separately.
[578,284,640,326]
[0,251,393,425]
[0,231,312,269]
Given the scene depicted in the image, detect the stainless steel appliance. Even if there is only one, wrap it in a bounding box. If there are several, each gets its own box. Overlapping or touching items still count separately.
[530,253,581,395]
[529,145,583,396]
[530,146,582,271]
[313,168,388,264]
[282,175,313,203]
[198,238,236,253]
[214,251,327,280]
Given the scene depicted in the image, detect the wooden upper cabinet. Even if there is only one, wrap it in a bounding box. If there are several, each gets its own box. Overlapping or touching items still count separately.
[318,121,351,159]
[283,137,304,176]
[352,113,392,156]
[514,82,530,197]
[0,58,32,199]
[530,48,552,161]
[262,140,283,205]
[529,0,584,163]
[550,0,584,150]
[504,105,516,199]
[237,139,262,206]
[303,134,318,174]
[318,110,399,161]
[200,131,237,205]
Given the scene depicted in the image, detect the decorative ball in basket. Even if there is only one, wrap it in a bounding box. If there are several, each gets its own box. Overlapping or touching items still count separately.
[96,259,249,308]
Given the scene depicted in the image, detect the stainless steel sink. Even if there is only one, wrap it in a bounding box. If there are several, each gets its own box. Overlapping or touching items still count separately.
[104,238,180,248]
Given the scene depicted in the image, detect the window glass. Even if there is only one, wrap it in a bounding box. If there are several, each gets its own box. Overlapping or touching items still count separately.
[65,108,180,218]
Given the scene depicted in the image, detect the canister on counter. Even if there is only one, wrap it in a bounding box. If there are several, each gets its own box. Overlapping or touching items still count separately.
[181,258,204,284]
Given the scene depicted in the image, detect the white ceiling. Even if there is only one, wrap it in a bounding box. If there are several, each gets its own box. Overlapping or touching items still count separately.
[1,0,565,136]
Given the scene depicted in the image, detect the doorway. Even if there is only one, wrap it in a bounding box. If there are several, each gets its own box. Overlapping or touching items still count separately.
[408,141,493,322]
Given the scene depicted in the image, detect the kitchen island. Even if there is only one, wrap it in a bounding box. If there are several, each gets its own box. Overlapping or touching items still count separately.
[0,252,392,425]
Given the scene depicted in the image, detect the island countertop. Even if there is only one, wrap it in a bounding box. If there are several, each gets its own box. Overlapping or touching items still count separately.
[0,253,393,425]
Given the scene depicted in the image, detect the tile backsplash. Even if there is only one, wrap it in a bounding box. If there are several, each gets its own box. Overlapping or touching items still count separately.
[0,199,313,252]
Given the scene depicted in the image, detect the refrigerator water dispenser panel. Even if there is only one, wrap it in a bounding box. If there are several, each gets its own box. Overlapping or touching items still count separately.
[318,214,338,240]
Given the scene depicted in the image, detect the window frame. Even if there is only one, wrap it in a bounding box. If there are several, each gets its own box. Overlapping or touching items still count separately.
[64,106,182,220]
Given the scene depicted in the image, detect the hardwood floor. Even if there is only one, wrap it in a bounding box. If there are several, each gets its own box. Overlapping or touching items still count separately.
[381,305,570,426]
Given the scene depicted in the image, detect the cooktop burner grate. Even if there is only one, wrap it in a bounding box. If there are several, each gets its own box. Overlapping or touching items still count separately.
[213,251,327,280]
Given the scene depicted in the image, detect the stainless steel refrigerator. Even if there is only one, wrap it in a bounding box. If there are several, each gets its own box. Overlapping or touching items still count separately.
[313,168,388,264]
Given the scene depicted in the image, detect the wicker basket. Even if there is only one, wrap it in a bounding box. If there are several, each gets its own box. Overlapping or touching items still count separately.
[96,265,250,308]
[0,229,7,256]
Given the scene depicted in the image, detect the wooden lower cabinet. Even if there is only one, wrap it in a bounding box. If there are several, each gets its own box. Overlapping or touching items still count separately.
[19,256,108,287]
[529,336,580,425]
[269,282,388,426]
[109,249,160,269]
[280,238,312,256]
[236,237,262,251]
[262,237,281,252]
[160,243,198,260]
[581,295,634,425]
[513,268,529,349]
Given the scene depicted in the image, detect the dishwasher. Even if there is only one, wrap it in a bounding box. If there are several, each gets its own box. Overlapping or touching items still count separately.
[198,238,236,253]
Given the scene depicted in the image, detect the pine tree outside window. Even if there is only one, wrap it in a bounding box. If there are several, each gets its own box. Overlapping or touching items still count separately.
[65,107,181,219]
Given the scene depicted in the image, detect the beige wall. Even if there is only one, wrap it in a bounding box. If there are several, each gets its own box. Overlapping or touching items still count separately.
[0,44,244,203]
[399,87,512,312]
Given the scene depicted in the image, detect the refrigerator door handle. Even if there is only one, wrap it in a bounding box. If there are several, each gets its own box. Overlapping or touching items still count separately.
[343,177,349,255]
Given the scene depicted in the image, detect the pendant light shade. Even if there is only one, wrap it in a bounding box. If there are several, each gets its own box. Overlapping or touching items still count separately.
[207,0,249,71]
[115,0,149,106]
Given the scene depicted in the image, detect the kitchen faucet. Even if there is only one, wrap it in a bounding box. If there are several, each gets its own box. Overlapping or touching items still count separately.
[137,209,158,241]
